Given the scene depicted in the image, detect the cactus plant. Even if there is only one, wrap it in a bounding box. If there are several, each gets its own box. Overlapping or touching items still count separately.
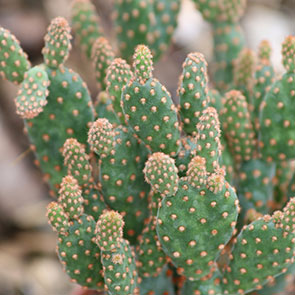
[2,1,295,294]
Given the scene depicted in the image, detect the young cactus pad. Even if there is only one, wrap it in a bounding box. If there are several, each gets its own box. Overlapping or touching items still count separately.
[15,65,50,119]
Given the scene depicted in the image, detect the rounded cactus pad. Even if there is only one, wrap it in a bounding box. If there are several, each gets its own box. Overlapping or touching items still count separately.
[42,17,72,68]
[196,107,222,173]
[58,175,84,220]
[178,52,210,135]
[221,90,256,164]
[46,201,69,234]
[91,37,115,90]
[87,118,116,158]
[143,152,179,197]
[282,35,295,73]
[62,138,92,186]
[207,167,226,194]
[133,44,154,82]
[106,58,133,124]
[187,155,207,188]
[15,65,50,119]
[0,27,30,84]
[258,40,272,61]
[95,210,124,251]
[222,198,295,294]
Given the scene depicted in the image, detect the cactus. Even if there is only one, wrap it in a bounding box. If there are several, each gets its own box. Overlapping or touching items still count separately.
[122,45,181,156]
[178,52,210,136]
[3,4,295,294]
[260,36,295,162]
[96,210,139,295]
[71,0,104,59]
[0,27,30,84]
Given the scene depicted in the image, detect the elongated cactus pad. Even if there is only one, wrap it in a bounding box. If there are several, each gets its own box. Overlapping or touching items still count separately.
[58,175,84,220]
[71,0,104,59]
[91,37,115,90]
[63,138,92,187]
[57,214,104,289]
[0,27,30,84]
[15,65,50,119]
[95,210,124,251]
[221,90,256,164]
[42,17,72,69]
[106,58,133,124]
[259,36,295,161]
[98,126,150,244]
[195,107,222,173]
[96,210,139,295]
[212,23,245,91]
[178,52,210,135]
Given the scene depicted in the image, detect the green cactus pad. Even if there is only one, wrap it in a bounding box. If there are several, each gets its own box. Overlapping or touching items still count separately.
[157,178,239,280]
[46,201,69,234]
[143,152,179,197]
[282,35,295,73]
[221,90,256,164]
[222,198,295,294]
[258,40,272,61]
[99,126,150,244]
[178,52,210,135]
[42,17,72,69]
[212,22,245,91]
[100,239,139,295]
[57,214,104,289]
[71,0,104,59]
[58,175,84,220]
[88,118,116,158]
[122,77,181,156]
[273,161,295,210]
[113,0,154,61]
[15,65,50,119]
[149,0,180,61]
[195,107,222,173]
[133,44,154,82]
[91,37,115,90]
[95,210,124,251]
[237,159,275,218]
[136,191,167,277]
[0,27,30,84]
[62,138,92,187]
[253,41,275,130]
[193,0,247,23]
[233,48,256,106]
[106,58,133,124]
[25,66,94,195]
[259,73,295,162]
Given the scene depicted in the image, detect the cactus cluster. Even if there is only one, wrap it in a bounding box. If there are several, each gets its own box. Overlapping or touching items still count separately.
[1,0,295,294]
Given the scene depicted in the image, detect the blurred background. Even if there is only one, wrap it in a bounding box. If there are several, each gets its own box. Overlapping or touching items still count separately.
[0,0,294,294]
